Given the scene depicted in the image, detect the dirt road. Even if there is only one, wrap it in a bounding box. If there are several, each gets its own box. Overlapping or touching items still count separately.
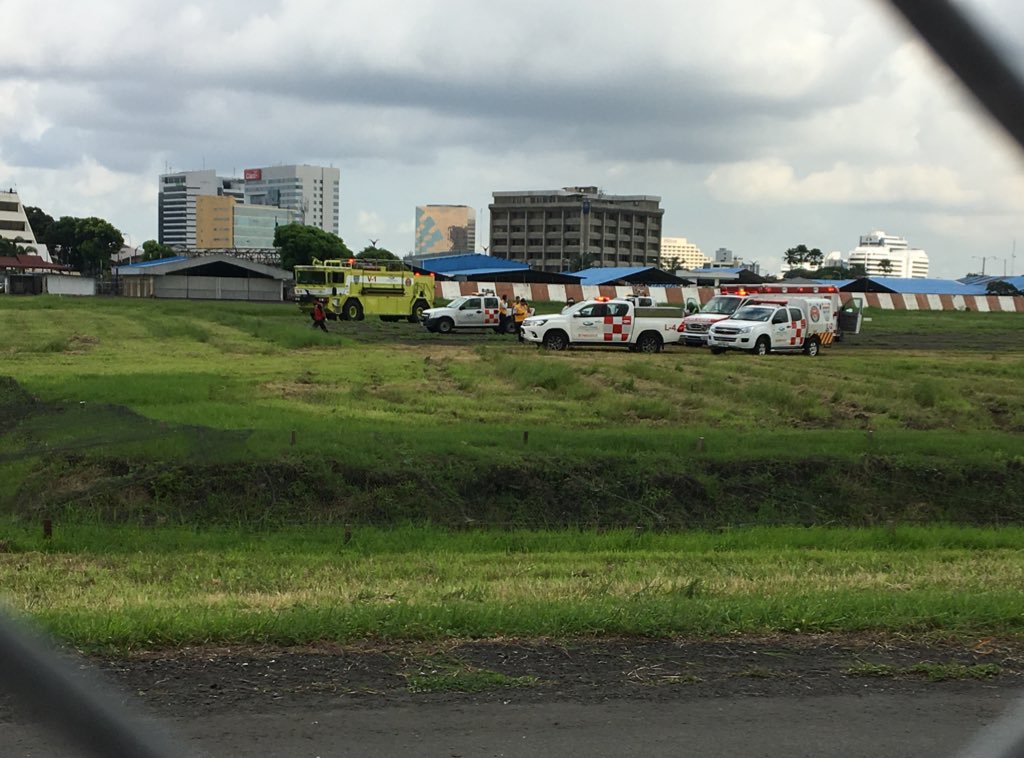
[3,637,1022,757]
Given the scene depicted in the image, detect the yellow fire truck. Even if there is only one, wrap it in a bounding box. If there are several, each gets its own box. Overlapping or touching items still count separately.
[293,258,435,322]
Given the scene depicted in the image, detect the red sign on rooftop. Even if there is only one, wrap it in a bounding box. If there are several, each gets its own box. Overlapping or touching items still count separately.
[243,168,262,181]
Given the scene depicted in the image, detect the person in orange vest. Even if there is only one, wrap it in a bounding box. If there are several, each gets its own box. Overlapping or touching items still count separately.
[514,298,529,342]
[311,300,328,332]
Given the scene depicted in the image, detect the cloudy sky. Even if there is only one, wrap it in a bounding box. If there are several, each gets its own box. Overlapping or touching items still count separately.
[2,0,1023,277]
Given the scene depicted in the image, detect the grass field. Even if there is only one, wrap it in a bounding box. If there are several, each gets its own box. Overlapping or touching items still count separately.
[0,295,1022,649]
[1,296,1022,527]
[3,523,1024,650]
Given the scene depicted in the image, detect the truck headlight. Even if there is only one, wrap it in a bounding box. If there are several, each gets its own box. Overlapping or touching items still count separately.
[525,318,547,327]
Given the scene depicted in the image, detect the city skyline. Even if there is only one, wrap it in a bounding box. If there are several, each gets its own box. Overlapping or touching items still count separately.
[2,1,1022,277]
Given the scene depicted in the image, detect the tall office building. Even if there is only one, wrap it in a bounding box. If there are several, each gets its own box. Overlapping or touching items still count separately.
[243,165,340,235]
[0,189,50,261]
[661,236,708,270]
[488,186,663,273]
[415,205,476,255]
[848,231,929,278]
[158,170,245,248]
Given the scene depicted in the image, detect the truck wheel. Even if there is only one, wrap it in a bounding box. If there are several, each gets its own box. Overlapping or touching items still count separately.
[804,337,820,357]
[505,319,518,335]
[543,330,569,351]
[436,317,454,334]
[753,337,770,356]
[408,299,428,323]
[342,299,364,321]
[637,332,662,353]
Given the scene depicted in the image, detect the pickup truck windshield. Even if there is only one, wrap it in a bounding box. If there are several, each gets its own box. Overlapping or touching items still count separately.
[730,305,774,322]
[700,296,742,315]
[446,297,467,309]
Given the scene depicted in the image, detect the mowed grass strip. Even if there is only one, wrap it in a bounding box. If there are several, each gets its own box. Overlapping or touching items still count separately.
[3,524,1024,650]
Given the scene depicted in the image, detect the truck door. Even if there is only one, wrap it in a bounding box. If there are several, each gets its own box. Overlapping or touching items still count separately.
[571,303,608,341]
[605,302,633,343]
[455,297,483,327]
[788,306,807,347]
[839,297,863,335]
[771,307,792,347]
[481,297,501,328]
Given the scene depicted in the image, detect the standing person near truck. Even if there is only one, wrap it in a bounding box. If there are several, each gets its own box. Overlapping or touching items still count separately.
[499,294,511,334]
[311,300,328,332]
[514,298,529,342]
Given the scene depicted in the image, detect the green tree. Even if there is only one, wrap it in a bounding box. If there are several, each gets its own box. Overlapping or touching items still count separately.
[45,216,124,275]
[0,236,35,255]
[141,239,176,261]
[356,245,398,260]
[24,206,54,252]
[783,244,824,269]
[986,280,1021,296]
[878,258,893,276]
[274,223,352,271]
[783,244,809,268]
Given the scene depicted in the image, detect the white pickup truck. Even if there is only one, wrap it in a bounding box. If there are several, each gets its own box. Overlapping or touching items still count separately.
[707,296,838,356]
[420,294,516,334]
[521,298,683,353]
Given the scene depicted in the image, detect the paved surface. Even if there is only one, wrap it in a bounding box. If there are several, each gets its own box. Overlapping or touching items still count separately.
[4,690,1022,757]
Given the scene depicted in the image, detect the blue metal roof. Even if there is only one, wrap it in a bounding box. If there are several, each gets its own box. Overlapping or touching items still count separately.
[846,277,988,295]
[118,255,189,269]
[417,254,527,275]
[570,267,655,285]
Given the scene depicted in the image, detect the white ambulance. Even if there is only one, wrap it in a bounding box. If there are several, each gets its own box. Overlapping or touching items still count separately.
[707,296,838,356]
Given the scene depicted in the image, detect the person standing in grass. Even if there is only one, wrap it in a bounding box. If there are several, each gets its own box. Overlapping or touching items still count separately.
[311,300,328,332]
[514,298,529,342]
[499,294,511,334]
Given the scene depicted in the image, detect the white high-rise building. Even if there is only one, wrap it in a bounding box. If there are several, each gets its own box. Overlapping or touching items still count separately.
[158,170,245,248]
[0,189,50,261]
[848,231,929,278]
[244,165,340,235]
[660,236,708,270]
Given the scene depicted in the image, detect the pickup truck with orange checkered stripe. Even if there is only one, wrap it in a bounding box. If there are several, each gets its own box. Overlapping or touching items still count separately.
[420,293,517,334]
[521,297,684,353]
[707,296,837,356]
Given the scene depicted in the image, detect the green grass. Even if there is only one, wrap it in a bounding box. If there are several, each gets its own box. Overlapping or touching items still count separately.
[0,296,1022,526]
[845,662,1002,681]
[3,523,1024,651]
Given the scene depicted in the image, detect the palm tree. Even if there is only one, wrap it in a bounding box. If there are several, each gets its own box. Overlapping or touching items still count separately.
[878,258,893,276]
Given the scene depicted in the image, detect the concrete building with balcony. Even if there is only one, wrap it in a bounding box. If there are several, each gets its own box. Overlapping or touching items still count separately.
[0,189,50,261]
[660,236,708,271]
[415,205,476,255]
[488,186,663,273]
[848,230,929,278]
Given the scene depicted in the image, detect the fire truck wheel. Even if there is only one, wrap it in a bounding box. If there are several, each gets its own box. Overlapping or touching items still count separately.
[753,337,770,356]
[436,317,454,334]
[408,299,429,323]
[341,299,364,321]
[543,330,569,351]
[637,332,662,353]
[804,337,820,357]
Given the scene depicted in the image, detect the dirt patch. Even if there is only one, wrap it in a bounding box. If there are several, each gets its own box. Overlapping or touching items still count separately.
[68,636,1024,719]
